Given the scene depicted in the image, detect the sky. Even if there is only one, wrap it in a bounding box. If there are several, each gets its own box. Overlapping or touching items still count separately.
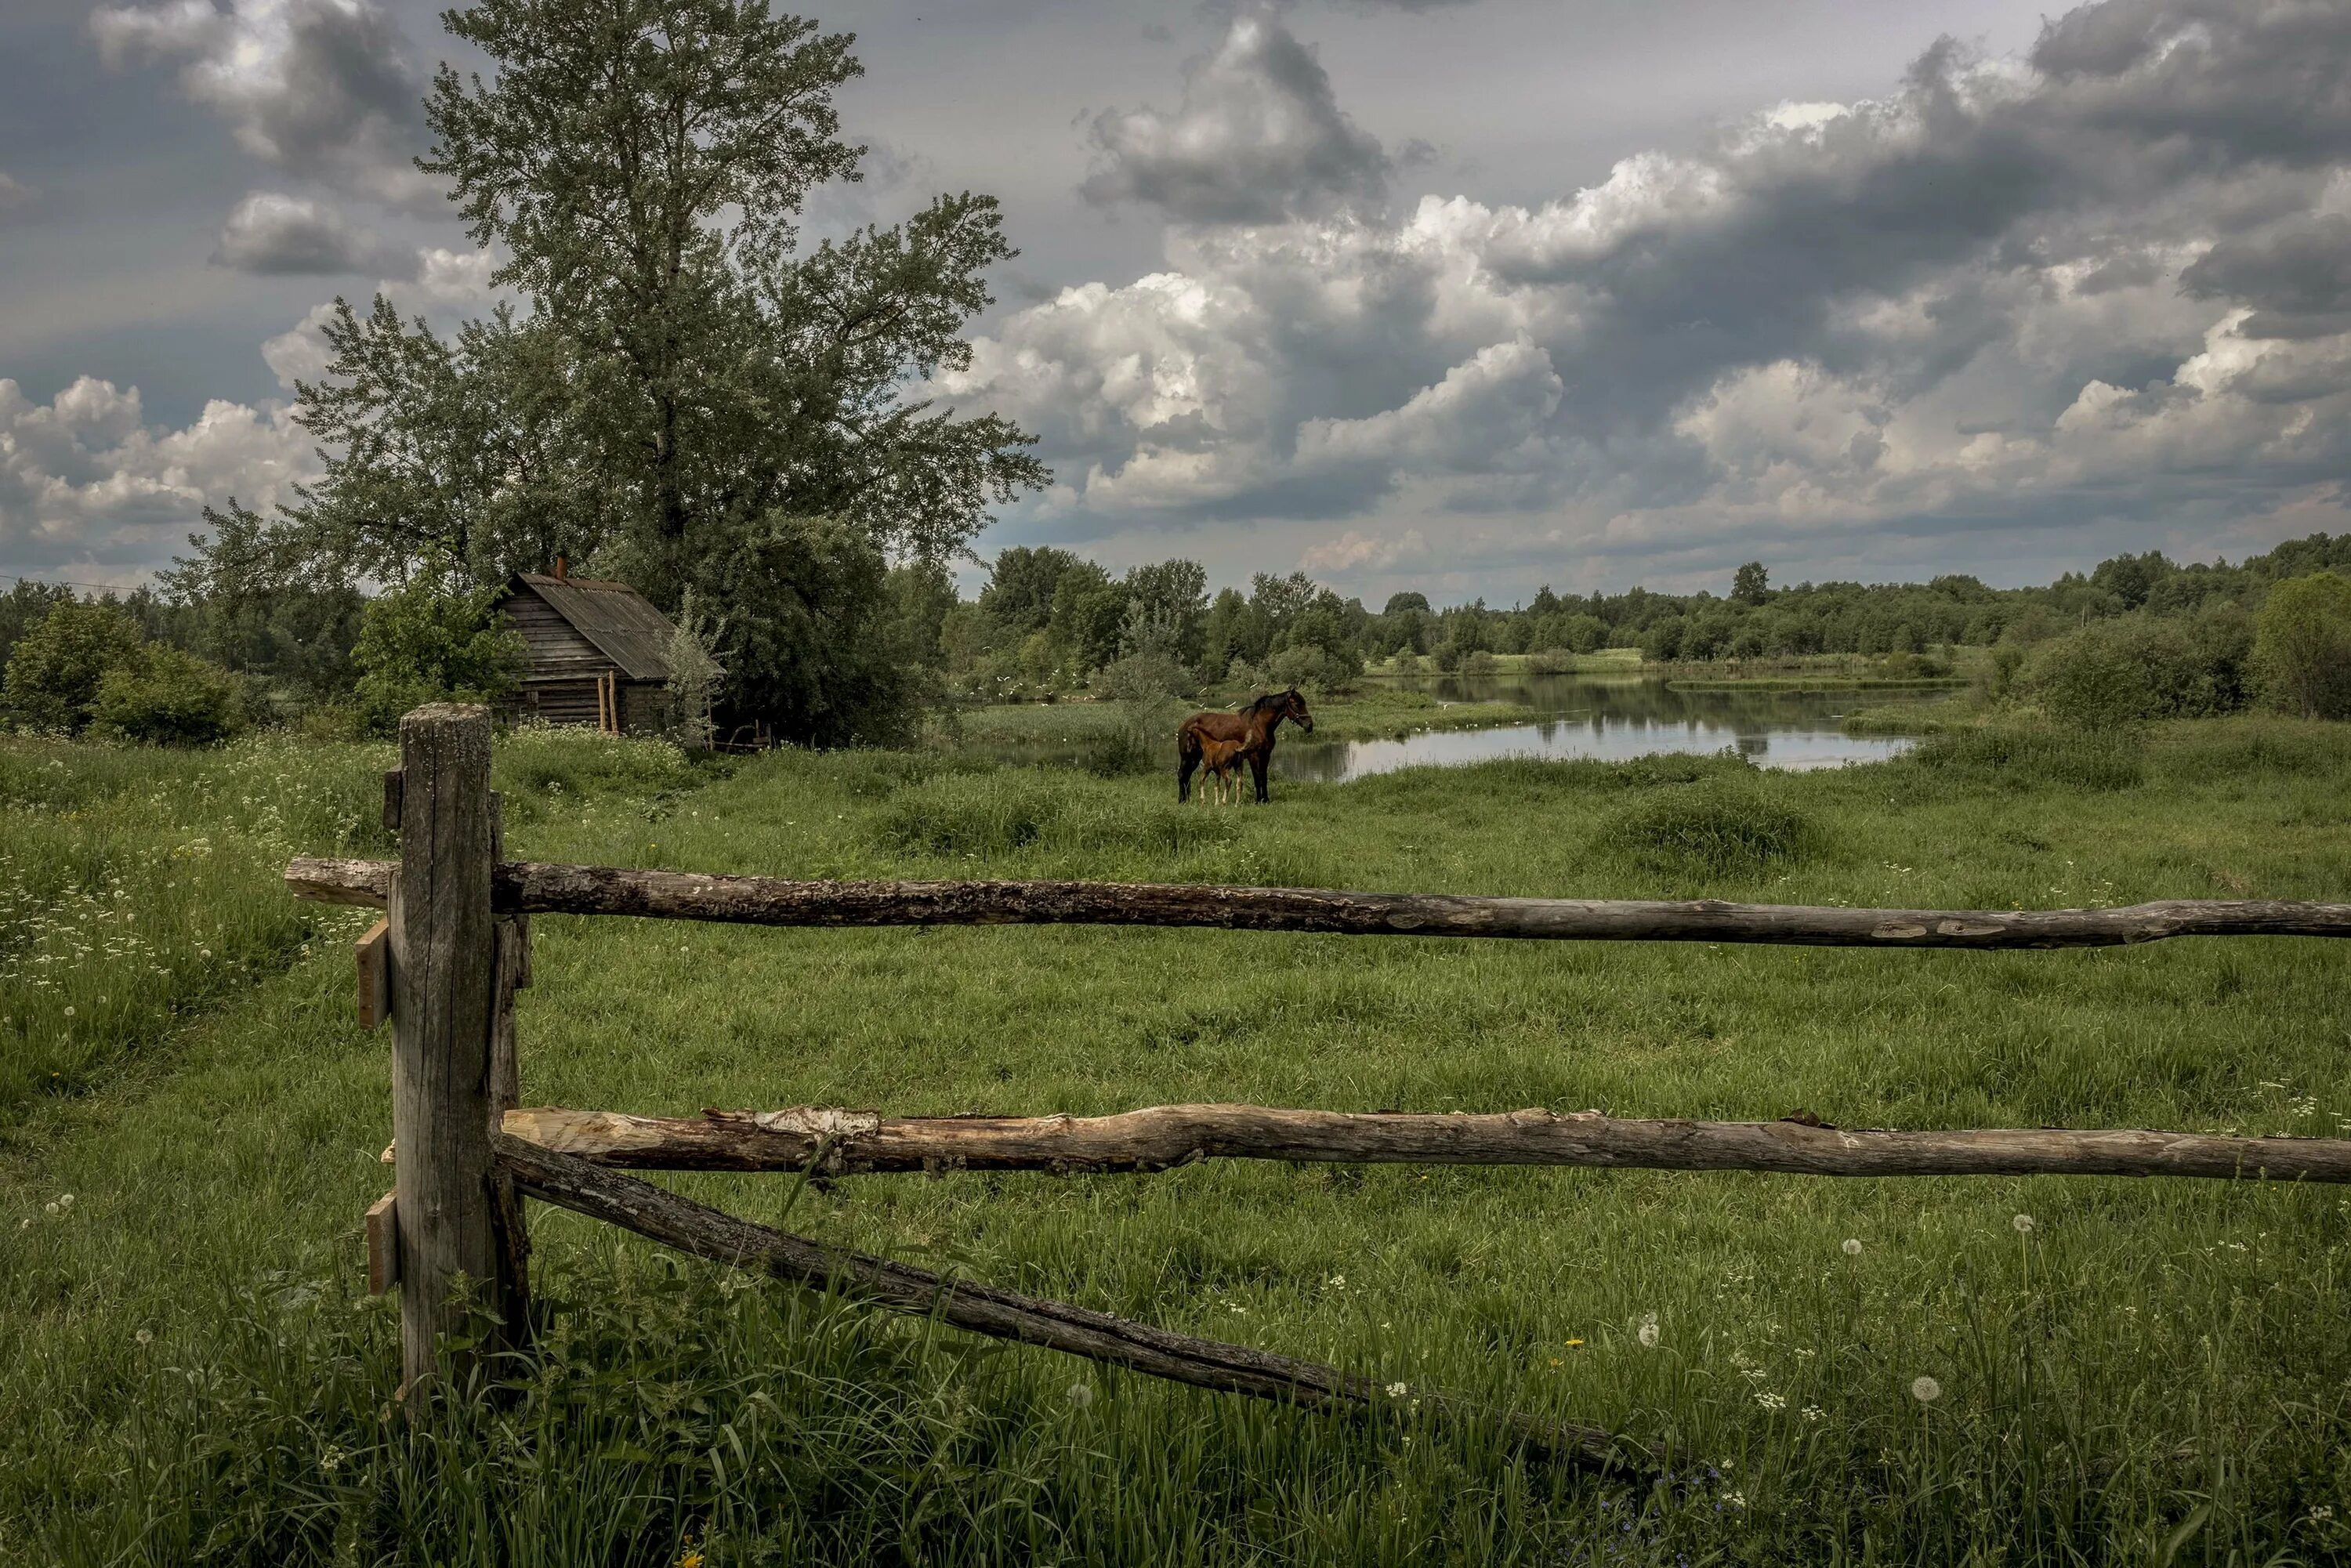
[2,0,2348,606]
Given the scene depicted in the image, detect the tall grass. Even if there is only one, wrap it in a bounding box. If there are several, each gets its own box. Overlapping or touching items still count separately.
[5,717,2351,1562]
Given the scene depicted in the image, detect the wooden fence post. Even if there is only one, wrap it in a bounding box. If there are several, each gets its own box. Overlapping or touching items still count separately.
[387,703,508,1399]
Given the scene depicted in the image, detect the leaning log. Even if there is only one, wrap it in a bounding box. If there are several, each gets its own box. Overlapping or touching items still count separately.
[283,856,2351,950]
[491,1133,1619,1468]
[502,1103,2351,1185]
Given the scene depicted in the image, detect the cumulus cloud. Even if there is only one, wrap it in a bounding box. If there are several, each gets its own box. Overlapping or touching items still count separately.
[0,377,315,579]
[258,245,502,390]
[944,0,2351,588]
[0,172,36,215]
[92,0,437,210]
[1081,13,1393,224]
[209,190,408,275]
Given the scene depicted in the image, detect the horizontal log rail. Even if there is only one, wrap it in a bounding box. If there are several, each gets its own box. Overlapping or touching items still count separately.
[493,1134,1620,1470]
[284,856,2351,950]
[502,1103,2351,1184]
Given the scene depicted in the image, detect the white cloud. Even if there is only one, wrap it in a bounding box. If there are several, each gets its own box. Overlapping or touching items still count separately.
[0,172,36,215]
[946,0,2351,590]
[0,377,316,579]
[211,190,406,275]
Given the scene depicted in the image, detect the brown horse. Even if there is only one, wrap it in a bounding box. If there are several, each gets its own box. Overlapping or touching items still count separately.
[1176,689,1314,804]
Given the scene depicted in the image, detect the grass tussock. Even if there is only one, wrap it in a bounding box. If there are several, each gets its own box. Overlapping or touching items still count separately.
[1603,776,1817,877]
[1908,724,2146,791]
[871,770,1241,861]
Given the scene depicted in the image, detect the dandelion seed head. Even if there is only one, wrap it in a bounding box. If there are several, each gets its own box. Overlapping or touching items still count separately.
[1911,1375,1942,1403]
[1842,1238,1863,1256]
[1637,1313,1661,1349]
[2012,1213,2036,1234]
[1065,1382,1094,1408]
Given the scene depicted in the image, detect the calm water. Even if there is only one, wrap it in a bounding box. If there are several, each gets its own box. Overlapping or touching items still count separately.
[1268,673,1947,784]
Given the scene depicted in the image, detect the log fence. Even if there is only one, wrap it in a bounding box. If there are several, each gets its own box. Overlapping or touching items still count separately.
[300,704,2351,1461]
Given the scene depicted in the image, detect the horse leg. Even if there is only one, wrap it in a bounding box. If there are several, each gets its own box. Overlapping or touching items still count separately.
[1177,741,1199,803]
[1251,751,1270,804]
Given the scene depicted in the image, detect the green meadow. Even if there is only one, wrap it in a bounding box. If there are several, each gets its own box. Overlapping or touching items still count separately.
[4,719,2349,1563]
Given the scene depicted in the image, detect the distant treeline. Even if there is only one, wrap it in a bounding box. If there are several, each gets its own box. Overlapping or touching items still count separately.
[6,531,2351,744]
[931,534,2351,699]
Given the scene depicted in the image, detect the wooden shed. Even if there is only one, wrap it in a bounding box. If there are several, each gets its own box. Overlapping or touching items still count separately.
[495,564,676,734]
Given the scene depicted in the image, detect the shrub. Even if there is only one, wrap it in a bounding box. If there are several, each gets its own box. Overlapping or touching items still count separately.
[352,570,527,736]
[1088,653,1190,775]
[91,646,244,745]
[2,599,146,733]
[2026,617,2242,728]
[1606,777,1815,876]
[2251,571,2351,719]
[1270,643,1359,696]
[1910,725,2144,791]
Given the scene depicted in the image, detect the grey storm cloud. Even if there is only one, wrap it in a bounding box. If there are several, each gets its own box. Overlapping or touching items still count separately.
[2182,212,2351,339]
[92,0,438,210]
[1081,13,1392,224]
[940,0,2351,582]
[209,191,409,276]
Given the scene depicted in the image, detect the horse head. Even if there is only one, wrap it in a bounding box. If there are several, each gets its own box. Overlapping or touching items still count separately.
[1280,686,1315,733]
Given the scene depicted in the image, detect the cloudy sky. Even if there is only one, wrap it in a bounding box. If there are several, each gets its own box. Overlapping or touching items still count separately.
[3,0,2348,603]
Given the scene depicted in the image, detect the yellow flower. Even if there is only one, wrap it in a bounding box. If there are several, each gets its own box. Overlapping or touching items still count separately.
[1565,1338,1585,1348]
[677,1553,704,1568]
[1549,1358,1563,1367]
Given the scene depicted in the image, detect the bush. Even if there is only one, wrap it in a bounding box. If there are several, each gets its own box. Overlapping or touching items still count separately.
[1087,653,1190,776]
[91,645,244,745]
[1270,643,1359,696]
[1606,777,1815,877]
[352,571,527,736]
[2,599,146,733]
[2026,617,2243,728]
[1910,725,2144,790]
[2252,571,2351,719]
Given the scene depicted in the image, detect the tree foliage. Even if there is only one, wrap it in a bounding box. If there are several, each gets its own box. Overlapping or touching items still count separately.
[2,599,147,734]
[2253,571,2351,719]
[351,569,527,736]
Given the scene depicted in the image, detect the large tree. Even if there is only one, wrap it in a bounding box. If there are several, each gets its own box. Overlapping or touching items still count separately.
[420,0,1043,585]
[185,0,1044,742]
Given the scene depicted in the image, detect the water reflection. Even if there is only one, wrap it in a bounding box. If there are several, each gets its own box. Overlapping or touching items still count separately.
[1270,672,1943,784]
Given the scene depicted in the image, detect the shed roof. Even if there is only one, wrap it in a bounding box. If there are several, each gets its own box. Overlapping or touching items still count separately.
[503,573,676,682]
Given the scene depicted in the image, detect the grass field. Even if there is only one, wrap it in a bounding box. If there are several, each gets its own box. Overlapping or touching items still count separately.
[5,719,2351,1563]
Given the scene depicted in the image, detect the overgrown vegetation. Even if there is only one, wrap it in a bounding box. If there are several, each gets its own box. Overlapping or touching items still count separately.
[5,720,2349,1562]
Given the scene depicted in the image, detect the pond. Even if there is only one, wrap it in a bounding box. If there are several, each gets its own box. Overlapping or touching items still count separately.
[1269,672,1950,784]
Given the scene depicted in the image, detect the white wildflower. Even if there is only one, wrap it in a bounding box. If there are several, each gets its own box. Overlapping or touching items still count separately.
[1842,1238,1863,1256]
[1385,1382,1408,1399]
[135,1328,153,1345]
[1911,1375,1942,1403]
[1637,1313,1661,1349]
[2012,1214,2036,1234]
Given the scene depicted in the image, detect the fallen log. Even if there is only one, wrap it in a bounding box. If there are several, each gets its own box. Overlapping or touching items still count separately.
[491,1133,1620,1469]
[502,1103,2351,1184]
[283,856,2351,950]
